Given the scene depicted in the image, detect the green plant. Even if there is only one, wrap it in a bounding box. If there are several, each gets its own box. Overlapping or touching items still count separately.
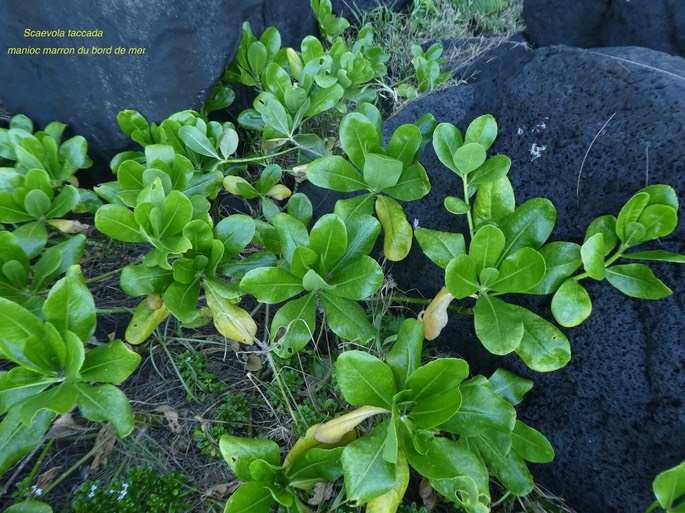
[416,115,684,371]
[176,349,225,401]
[0,265,141,479]
[219,425,351,513]
[305,103,434,261]
[0,114,98,218]
[646,460,685,513]
[69,466,194,513]
[0,230,86,313]
[193,392,250,457]
[240,211,384,355]
[314,318,551,513]
[397,43,452,99]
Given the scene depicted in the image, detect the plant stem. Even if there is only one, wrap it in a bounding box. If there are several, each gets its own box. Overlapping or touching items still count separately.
[40,430,115,497]
[212,147,299,171]
[463,178,475,238]
[96,306,134,315]
[85,266,126,284]
[25,439,55,490]
[390,295,474,315]
[289,137,325,159]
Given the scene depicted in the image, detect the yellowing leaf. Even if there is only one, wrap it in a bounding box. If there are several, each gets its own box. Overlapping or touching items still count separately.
[284,423,357,471]
[315,406,388,444]
[206,283,257,345]
[419,286,455,340]
[266,184,292,200]
[366,448,409,513]
[47,219,90,234]
[125,298,169,345]
[223,175,250,196]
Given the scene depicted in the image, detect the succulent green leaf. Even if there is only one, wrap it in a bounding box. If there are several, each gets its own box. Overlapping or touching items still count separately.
[75,383,135,437]
[415,228,466,269]
[387,124,422,168]
[4,500,54,513]
[310,213,347,273]
[622,250,685,263]
[653,460,685,511]
[287,447,344,483]
[0,297,51,372]
[433,123,463,173]
[0,369,56,415]
[605,264,672,300]
[474,295,524,355]
[528,241,582,295]
[12,221,47,259]
[585,215,618,257]
[306,156,367,192]
[453,143,486,176]
[0,408,54,477]
[406,358,469,402]
[443,196,470,215]
[616,192,649,243]
[272,213,309,264]
[581,233,606,280]
[241,267,304,304]
[341,421,396,504]
[120,264,174,296]
[223,482,274,513]
[339,112,380,169]
[469,155,511,185]
[42,266,95,343]
[178,125,220,159]
[16,383,78,426]
[464,114,498,150]
[363,153,403,192]
[511,420,554,463]
[440,379,516,436]
[386,318,423,389]
[470,224,505,273]
[271,292,317,358]
[80,340,142,385]
[551,279,592,328]
[326,256,381,301]
[331,214,381,272]
[488,369,533,406]
[163,278,201,323]
[499,198,556,260]
[335,350,396,408]
[490,247,546,293]
[320,291,377,344]
[512,305,571,372]
[445,254,479,299]
[472,176,515,228]
[95,204,144,243]
[219,433,281,481]
[472,429,534,496]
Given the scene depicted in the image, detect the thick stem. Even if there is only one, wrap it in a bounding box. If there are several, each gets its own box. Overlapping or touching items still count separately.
[390,295,474,315]
[463,178,475,239]
[643,499,660,513]
[572,244,627,282]
[25,439,55,490]
[85,266,125,285]
[96,307,134,315]
[289,137,325,159]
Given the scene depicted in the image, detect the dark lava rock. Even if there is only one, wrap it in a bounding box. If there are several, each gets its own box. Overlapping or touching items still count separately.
[524,0,685,57]
[331,0,411,20]
[0,0,264,176]
[382,44,685,513]
[247,0,318,49]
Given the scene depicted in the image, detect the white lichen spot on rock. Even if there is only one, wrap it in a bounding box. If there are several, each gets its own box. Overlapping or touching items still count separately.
[517,127,524,135]
[413,218,420,229]
[530,143,547,161]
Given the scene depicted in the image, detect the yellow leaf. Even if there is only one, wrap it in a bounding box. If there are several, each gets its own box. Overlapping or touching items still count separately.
[284,423,358,471]
[47,218,90,234]
[419,286,455,340]
[125,297,169,344]
[223,175,251,196]
[375,195,412,261]
[266,184,292,201]
[315,406,389,444]
[366,448,409,513]
[206,286,257,345]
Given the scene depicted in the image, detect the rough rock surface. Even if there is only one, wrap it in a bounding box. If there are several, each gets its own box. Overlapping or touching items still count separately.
[382,44,685,513]
[331,0,411,20]
[247,0,318,49]
[523,0,685,57]
[0,0,263,172]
